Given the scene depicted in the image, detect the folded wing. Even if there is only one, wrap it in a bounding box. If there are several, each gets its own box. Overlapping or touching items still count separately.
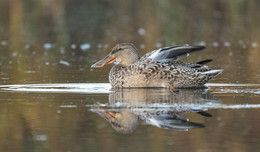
[139,45,205,63]
[144,113,205,131]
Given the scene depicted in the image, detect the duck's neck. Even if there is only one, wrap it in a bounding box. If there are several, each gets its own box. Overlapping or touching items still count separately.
[109,64,127,88]
[111,64,126,72]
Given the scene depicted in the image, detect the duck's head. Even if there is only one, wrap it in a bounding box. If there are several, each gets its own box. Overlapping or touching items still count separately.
[91,108,139,134]
[91,43,140,68]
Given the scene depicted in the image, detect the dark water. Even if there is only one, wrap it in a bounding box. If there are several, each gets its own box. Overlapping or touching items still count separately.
[0,1,260,152]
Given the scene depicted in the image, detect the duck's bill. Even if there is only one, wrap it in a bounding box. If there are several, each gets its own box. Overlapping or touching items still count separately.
[91,108,116,120]
[91,55,116,68]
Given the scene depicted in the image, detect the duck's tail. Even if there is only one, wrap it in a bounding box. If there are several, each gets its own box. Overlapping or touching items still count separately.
[202,69,223,77]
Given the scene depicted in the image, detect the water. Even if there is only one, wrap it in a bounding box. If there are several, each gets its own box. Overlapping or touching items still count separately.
[0,1,260,152]
[0,84,260,152]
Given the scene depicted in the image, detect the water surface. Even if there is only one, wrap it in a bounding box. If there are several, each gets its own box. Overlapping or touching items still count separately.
[0,1,260,152]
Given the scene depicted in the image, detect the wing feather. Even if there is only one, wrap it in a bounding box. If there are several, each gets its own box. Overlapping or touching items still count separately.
[139,45,205,63]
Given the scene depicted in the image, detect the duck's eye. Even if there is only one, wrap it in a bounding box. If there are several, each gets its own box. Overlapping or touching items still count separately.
[112,48,124,54]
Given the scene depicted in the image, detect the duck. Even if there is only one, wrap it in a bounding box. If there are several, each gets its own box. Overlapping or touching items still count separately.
[92,108,205,134]
[91,88,214,133]
[91,43,223,89]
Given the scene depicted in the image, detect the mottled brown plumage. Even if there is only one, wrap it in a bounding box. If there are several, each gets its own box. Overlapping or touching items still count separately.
[91,43,223,88]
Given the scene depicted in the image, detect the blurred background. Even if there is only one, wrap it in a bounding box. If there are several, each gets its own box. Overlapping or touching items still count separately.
[0,1,260,152]
[0,0,259,84]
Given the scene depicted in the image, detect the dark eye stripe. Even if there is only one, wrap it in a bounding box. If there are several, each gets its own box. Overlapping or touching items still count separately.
[112,48,124,54]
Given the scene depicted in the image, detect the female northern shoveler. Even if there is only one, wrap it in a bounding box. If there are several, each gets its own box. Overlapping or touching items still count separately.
[91,43,223,89]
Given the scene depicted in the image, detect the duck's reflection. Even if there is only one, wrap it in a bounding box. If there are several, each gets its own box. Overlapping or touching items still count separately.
[91,89,218,134]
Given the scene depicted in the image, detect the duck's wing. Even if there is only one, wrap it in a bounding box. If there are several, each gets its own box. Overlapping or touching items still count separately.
[144,113,205,131]
[139,45,205,63]
[196,59,213,65]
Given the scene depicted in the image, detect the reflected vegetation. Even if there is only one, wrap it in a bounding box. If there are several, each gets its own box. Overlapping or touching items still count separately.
[91,89,216,133]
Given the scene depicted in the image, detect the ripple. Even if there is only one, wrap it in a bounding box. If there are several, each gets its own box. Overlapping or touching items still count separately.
[1,40,7,46]
[59,60,70,66]
[43,43,52,49]
[60,105,77,108]
[0,83,111,94]
[0,83,259,95]
[252,42,258,47]
[207,83,260,87]
[80,43,91,51]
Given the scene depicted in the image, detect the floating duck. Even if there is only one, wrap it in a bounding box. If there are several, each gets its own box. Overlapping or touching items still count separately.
[91,43,223,89]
